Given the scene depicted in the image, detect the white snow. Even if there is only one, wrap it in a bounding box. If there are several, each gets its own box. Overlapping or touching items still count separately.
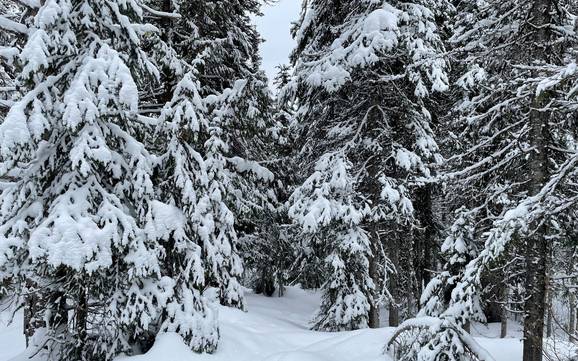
[0,311,25,361]
[0,287,530,361]
[0,16,28,34]
[362,8,398,34]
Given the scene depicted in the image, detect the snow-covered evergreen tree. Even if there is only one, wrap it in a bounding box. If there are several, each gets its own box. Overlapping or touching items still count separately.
[240,65,298,297]
[142,0,276,309]
[151,71,221,352]
[289,153,376,330]
[0,0,189,358]
[0,0,25,119]
[286,0,450,330]
[389,0,578,360]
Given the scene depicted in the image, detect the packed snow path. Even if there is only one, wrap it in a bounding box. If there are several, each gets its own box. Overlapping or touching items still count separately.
[119,287,390,361]
[1,287,524,361]
[117,287,523,361]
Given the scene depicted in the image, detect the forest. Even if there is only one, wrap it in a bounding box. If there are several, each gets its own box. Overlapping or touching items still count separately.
[0,0,578,360]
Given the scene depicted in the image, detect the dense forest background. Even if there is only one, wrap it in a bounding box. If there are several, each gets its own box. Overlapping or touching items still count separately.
[1,0,578,361]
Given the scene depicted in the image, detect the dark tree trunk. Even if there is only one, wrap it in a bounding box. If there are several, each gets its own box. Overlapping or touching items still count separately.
[277,266,285,297]
[48,286,69,348]
[569,292,576,343]
[388,243,400,327]
[522,230,548,361]
[76,280,88,358]
[522,93,549,361]
[546,287,553,338]
[501,314,508,338]
[365,102,384,329]
[414,185,436,300]
[367,222,381,328]
[522,0,554,359]
[500,285,508,338]
[23,279,45,346]
[368,251,380,328]
[464,320,471,334]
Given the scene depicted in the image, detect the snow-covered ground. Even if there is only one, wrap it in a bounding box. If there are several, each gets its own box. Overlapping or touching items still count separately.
[0,309,25,361]
[0,287,534,361]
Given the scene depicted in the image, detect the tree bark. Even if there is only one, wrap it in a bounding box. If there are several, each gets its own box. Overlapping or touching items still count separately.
[522,0,554,359]
[464,320,471,334]
[569,292,576,343]
[368,243,380,328]
[365,102,384,329]
[388,243,400,327]
[523,89,550,361]
[501,285,508,338]
[414,185,436,301]
[522,101,549,360]
[367,218,382,328]
[76,280,88,358]
[23,279,44,347]
[522,229,548,361]
[546,285,553,338]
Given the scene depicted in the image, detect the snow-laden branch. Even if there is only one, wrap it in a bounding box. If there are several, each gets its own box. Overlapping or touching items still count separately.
[387,317,496,361]
[0,15,28,34]
[15,0,40,7]
[140,3,181,19]
[0,99,14,110]
[0,46,19,63]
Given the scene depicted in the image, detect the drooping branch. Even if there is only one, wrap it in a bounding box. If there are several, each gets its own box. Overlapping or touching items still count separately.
[387,317,496,361]
[0,15,28,35]
[140,3,181,19]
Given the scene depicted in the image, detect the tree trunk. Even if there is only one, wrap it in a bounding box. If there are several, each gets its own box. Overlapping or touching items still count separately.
[546,287,553,338]
[464,321,471,334]
[368,247,380,328]
[522,0,554,359]
[414,185,435,299]
[522,89,550,360]
[522,230,548,361]
[367,221,381,328]
[388,243,400,327]
[76,280,88,358]
[365,103,384,329]
[522,92,550,361]
[501,285,508,338]
[569,292,576,343]
[23,279,44,346]
[501,313,508,339]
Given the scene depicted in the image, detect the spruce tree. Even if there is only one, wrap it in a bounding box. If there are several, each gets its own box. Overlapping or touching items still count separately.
[240,64,298,298]
[144,0,275,309]
[0,0,25,119]
[151,71,221,352]
[287,0,449,330]
[0,0,184,358]
[191,2,275,309]
[389,0,578,360]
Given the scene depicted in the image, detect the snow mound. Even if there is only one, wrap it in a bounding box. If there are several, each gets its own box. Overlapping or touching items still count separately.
[116,333,194,361]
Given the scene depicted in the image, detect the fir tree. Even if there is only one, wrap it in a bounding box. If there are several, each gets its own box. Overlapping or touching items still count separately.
[151,71,221,352]
[240,68,297,297]
[389,0,578,360]
[145,0,275,309]
[287,0,449,330]
[0,0,180,358]
[0,0,25,119]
